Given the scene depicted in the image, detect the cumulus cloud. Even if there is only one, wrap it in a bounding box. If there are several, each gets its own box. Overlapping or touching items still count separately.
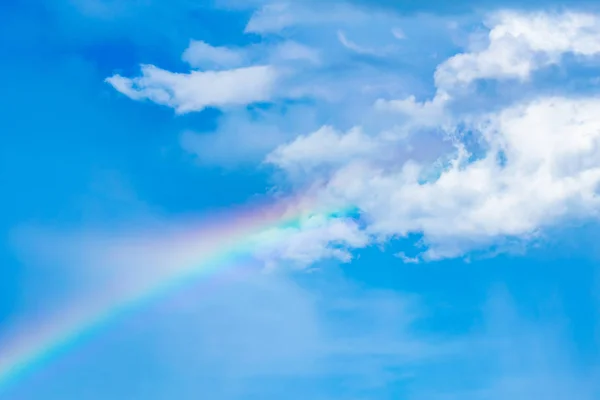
[377,97,599,257]
[106,7,600,262]
[265,10,600,262]
[271,96,600,261]
[106,64,276,113]
[266,126,386,174]
[435,11,600,89]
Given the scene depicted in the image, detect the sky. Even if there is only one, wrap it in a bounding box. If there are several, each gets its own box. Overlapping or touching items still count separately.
[1,0,600,399]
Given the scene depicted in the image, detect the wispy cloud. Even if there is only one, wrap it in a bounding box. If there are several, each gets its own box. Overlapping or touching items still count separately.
[181,40,247,70]
[106,64,277,113]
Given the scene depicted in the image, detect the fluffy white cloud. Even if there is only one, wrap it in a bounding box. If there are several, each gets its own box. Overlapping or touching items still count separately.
[106,7,600,262]
[272,95,600,260]
[435,11,600,89]
[106,64,276,113]
[266,124,450,185]
[266,10,600,262]
[266,126,385,174]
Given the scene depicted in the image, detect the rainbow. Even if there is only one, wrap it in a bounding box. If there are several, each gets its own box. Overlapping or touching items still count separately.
[0,196,356,393]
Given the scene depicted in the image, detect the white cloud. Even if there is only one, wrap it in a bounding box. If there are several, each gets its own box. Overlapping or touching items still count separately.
[266,126,386,174]
[274,95,600,260]
[435,11,600,89]
[250,213,369,267]
[106,8,600,261]
[106,2,451,167]
[266,10,600,261]
[107,36,324,116]
[181,40,246,69]
[106,64,276,113]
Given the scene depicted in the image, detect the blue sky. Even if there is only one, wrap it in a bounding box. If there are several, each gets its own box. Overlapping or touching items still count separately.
[2,0,600,399]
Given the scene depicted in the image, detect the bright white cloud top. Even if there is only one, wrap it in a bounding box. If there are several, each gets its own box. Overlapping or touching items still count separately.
[435,11,600,88]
